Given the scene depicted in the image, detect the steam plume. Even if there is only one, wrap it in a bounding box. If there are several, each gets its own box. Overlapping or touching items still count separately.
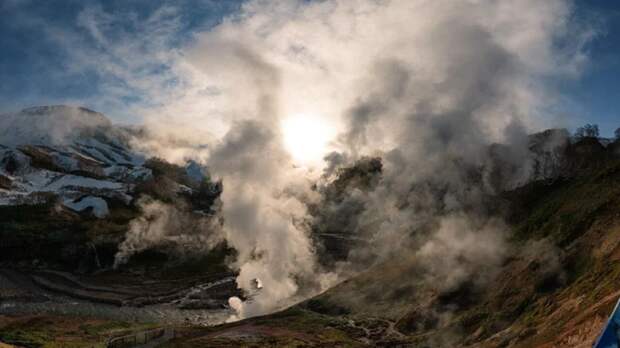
[92,0,591,319]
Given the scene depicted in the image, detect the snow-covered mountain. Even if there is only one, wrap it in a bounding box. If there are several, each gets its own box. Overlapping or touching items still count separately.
[0,106,156,217]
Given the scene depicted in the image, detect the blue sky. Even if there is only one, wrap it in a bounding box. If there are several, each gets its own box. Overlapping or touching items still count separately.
[0,0,619,136]
[0,0,244,123]
[565,0,620,136]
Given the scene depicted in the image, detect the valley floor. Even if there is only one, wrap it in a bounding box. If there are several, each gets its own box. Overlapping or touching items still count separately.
[0,267,235,347]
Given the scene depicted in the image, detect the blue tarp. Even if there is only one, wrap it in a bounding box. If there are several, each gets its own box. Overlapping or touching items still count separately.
[594,298,620,348]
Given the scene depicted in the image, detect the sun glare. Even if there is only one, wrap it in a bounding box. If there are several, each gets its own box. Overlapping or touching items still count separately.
[281,113,334,167]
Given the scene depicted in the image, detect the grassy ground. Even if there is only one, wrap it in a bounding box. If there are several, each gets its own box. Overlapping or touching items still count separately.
[161,308,365,348]
[0,315,158,348]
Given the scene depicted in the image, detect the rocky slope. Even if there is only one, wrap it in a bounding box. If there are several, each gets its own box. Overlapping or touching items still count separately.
[0,106,225,270]
[0,106,148,209]
[0,105,224,198]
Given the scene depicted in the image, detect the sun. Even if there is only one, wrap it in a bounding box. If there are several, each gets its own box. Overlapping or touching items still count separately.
[281,113,335,167]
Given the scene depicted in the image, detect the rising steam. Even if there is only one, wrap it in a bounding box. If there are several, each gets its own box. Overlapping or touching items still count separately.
[92,0,592,320]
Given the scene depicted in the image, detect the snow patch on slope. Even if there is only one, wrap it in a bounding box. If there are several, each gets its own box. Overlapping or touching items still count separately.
[44,174,124,191]
[63,196,110,218]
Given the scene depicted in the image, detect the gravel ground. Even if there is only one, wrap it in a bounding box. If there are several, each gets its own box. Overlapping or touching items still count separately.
[0,268,233,326]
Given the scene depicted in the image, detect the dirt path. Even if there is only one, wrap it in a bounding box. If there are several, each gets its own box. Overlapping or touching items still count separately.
[138,328,174,348]
[107,328,175,348]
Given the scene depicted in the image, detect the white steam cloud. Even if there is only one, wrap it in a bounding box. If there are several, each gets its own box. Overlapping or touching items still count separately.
[52,0,592,320]
[114,197,222,268]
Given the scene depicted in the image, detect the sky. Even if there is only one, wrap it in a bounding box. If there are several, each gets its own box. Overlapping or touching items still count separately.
[0,0,618,136]
[565,0,620,136]
[0,0,244,124]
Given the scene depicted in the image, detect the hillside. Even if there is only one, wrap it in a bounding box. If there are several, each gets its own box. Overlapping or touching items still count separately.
[162,136,620,347]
